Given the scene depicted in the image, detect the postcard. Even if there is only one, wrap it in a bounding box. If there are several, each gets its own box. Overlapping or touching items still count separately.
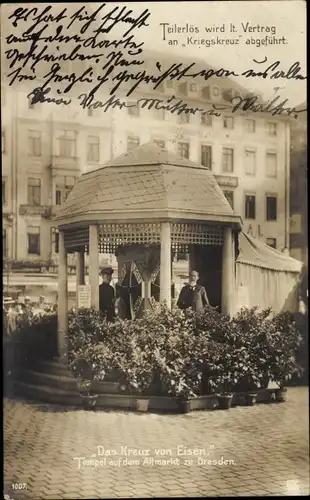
[2,2,308,499]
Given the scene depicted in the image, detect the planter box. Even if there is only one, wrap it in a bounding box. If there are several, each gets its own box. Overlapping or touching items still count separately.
[11,368,287,412]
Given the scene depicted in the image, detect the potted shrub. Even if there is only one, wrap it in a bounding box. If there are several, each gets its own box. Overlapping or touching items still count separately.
[230,307,273,392]
[129,351,154,412]
[268,312,303,403]
[207,341,236,410]
[78,379,98,409]
[68,340,112,410]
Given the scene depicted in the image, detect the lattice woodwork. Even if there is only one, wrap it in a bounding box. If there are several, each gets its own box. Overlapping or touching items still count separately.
[171,223,223,246]
[64,227,89,250]
[68,222,223,253]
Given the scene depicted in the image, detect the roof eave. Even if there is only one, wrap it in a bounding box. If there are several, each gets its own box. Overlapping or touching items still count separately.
[51,210,242,231]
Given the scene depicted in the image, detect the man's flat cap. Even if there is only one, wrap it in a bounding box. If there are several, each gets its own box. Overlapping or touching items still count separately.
[100,266,114,276]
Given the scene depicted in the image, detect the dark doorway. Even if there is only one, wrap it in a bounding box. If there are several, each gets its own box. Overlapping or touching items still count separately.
[193,245,223,311]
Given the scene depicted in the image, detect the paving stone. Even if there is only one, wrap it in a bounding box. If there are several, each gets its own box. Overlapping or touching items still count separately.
[3,388,310,498]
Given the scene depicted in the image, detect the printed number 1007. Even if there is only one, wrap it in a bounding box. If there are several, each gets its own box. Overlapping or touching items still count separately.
[12,483,27,490]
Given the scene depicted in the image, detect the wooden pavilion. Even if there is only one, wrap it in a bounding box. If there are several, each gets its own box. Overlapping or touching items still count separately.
[52,142,242,357]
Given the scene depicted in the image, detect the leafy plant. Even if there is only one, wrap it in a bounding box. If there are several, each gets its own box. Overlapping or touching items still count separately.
[9,307,58,368]
[267,311,304,388]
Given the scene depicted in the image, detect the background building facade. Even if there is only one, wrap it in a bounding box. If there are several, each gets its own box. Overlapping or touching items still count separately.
[2,51,292,267]
[289,103,307,264]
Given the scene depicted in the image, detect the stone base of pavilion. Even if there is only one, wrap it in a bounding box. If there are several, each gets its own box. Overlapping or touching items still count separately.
[10,360,283,412]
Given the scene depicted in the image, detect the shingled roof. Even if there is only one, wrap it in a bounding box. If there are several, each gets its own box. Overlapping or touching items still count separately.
[53,142,242,228]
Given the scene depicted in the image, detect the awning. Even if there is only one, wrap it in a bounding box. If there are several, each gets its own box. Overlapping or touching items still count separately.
[237,232,302,273]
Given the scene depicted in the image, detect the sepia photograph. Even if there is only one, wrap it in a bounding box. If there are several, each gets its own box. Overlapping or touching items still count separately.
[2,1,308,498]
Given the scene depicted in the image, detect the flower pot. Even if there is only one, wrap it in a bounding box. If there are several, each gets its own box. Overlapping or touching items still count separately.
[246,393,257,406]
[178,399,191,414]
[80,393,98,410]
[260,374,270,389]
[275,388,287,403]
[217,394,233,410]
[136,397,149,412]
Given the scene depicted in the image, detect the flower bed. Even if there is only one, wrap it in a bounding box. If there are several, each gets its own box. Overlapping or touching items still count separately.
[66,305,304,409]
[6,303,304,411]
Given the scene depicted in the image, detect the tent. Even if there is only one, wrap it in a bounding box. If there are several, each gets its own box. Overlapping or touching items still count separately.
[235,233,303,314]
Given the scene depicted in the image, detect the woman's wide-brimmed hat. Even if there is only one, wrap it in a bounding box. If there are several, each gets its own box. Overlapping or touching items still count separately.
[100,266,114,276]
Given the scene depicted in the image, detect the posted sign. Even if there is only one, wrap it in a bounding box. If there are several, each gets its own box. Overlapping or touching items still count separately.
[77,285,91,309]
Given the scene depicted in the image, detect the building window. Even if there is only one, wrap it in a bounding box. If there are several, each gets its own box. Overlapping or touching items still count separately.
[246,119,256,132]
[266,152,277,178]
[223,190,234,209]
[177,141,190,159]
[27,227,40,255]
[178,112,190,124]
[189,83,197,92]
[127,135,140,152]
[3,229,7,257]
[222,89,234,102]
[28,130,42,156]
[222,147,234,173]
[153,139,165,149]
[2,178,7,204]
[202,86,211,99]
[27,178,41,206]
[28,97,34,109]
[245,194,256,219]
[87,135,100,162]
[2,129,5,153]
[87,108,94,117]
[153,108,165,120]
[56,176,76,205]
[266,195,277,221]
[244,149,256,175]
[56,130,76,157]
[127,102,139,116]
[266,238,277,249]
[266,122,277,136]
[54,230,59,253]
[212,86,220,97]
[223,116,234,129]
[201,113,212,126]
[178,83,188,96]
[201,145,212,169]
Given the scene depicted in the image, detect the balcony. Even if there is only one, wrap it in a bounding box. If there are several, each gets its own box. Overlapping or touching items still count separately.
[214,175,238,188]
[50,156,80,173]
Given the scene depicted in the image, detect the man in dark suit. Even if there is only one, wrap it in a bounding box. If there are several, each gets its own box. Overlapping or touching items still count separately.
[99,267,116,322]
[177,270,209,313]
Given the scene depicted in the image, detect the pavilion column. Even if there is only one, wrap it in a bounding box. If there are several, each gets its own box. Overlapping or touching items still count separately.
[221,226,235,316]
[160,222,171,308]
[89,224,99,310]
[58,230,68,360]
[75,250,85,304]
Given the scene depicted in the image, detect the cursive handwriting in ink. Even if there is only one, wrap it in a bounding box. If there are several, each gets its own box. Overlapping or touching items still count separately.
[78,92,220,118]
[7,67,36,86]
[78,93,135,112]
[213,91,306,119]
[40,63,94,92]
[242,56,307,81]
[28,87,72,105]
[8,6,67,30]
[93,5,150,38]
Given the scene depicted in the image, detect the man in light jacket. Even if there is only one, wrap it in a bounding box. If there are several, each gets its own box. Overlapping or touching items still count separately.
[177,270,209,313]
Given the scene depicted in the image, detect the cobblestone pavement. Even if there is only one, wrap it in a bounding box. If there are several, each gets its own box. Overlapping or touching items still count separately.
[4,387,309,499]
